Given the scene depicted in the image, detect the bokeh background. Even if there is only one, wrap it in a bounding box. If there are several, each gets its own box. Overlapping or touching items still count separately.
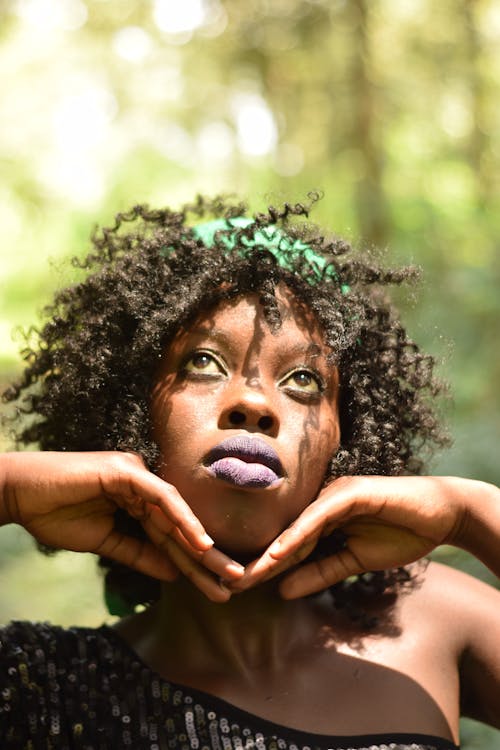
[0,1,499,746]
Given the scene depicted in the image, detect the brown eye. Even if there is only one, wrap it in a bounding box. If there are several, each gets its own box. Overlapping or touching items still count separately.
[279,369,323,395]
[184,350,226,375]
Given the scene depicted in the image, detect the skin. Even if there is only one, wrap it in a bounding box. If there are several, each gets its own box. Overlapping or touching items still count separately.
[1,287,500,741]
[116,290,500,743]
[150,290,340,557]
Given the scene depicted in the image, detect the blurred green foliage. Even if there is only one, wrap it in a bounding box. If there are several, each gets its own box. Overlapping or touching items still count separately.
[0,1,499,746]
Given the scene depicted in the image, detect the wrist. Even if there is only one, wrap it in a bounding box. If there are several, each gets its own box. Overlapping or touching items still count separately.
[0,453,13,526]
[0,452,27,527]
[452,478,500,577]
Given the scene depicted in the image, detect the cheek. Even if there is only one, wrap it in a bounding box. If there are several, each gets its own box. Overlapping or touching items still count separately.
[277,434,337,532]
[291,405,339,465]
[151,387,221,473]
[151,389,194,452]
[283,409,339,511]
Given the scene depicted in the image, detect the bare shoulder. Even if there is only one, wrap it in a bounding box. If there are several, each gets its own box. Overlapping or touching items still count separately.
[417,558,498,592]
[402,560,500,727]
[403,560,500,630]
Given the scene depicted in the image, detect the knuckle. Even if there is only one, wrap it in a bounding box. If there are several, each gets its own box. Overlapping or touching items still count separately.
[125,540,143,568]
[316,557,334,587]
[126,495,147,520]
[107,452,132,472]
[119,450,144,466]
[109,451,144,477]
[156,534,171,553]
[291,545,310,564]
[182,566,198,584]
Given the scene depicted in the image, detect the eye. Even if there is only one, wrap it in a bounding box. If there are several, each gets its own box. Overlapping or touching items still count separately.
[183,350,227,376]
[279,368,324,396]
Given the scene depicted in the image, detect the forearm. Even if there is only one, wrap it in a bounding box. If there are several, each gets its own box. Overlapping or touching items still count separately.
[0,453,12,526]
[0,452,23,527]
[451,477,500,577]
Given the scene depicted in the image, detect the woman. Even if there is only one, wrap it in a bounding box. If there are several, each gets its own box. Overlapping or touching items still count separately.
[1,196,499,749]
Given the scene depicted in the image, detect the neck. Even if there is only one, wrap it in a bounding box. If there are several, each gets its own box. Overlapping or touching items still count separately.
[138,577,322,681]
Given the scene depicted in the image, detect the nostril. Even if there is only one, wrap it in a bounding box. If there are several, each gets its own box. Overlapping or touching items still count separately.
[229,410,246,425]
[258,415,273,431]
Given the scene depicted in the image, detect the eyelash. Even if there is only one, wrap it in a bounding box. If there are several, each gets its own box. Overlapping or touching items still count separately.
[181,349,227,377]
[278,367,325,399]
[181,350,325,397]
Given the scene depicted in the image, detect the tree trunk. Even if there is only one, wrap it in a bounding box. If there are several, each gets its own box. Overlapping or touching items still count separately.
[349,0,388,246]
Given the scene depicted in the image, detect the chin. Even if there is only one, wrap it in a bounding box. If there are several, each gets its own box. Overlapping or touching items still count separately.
[221,548,266,565]
[209,528,279,563]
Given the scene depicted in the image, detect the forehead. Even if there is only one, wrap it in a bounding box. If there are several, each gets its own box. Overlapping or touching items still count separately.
[176,287,327,355]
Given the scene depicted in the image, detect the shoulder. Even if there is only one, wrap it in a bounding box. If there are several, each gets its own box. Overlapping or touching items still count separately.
[410,560,499,611]
[0,621,118,703]
[0,620,61,668]
[402,560,500,634]
[402,561,500,727]
[0,620,114,662]
[394,560,500,673]
[0,621,149,746]
[1,619,66,647]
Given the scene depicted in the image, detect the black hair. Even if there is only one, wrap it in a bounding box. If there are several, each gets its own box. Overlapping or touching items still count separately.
[3,194,447,627]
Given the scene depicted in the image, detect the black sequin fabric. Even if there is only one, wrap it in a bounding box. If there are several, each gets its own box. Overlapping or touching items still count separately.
[0,621,459,750]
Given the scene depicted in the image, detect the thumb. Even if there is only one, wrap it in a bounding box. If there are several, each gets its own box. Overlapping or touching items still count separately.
[279,548,364,599]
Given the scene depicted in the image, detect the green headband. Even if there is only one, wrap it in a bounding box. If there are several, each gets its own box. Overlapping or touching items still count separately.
[190,217,350,293]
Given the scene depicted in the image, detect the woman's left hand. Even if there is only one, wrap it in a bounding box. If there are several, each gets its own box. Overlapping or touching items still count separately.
[229,475,481,598]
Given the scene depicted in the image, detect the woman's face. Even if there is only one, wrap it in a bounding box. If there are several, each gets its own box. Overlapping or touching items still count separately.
[151,287,340,558]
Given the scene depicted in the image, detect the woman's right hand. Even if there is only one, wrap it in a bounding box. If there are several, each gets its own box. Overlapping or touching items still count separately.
[0,451,243,600]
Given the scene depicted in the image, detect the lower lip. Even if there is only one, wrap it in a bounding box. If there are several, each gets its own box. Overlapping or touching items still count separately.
[206,457,281,488]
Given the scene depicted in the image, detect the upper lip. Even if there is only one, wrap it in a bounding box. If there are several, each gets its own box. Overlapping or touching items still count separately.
[205,435,283,476]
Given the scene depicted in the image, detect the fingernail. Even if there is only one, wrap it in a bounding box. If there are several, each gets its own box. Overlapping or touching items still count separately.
[268,539,281,555]
[226,562,245,577]
[218,578,231,594]
[202,533,214,547]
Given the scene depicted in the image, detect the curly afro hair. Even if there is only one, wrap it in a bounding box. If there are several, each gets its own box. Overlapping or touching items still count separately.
[3,193,448,627]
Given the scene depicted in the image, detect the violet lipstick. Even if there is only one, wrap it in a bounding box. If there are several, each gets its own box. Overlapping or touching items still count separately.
[204,435,283,488]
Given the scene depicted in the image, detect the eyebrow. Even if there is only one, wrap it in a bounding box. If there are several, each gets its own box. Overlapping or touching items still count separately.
[283,342,323,359]
[183,327,235,349]
[185,327,325,359]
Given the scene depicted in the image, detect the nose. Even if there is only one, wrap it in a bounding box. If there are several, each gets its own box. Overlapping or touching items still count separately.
[218,379,279,435]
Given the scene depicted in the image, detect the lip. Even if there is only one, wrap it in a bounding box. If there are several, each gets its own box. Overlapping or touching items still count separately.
[204,435,284,488]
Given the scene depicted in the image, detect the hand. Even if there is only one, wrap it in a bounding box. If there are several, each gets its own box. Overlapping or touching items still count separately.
[230,475,468,598]
[1,451,243,601]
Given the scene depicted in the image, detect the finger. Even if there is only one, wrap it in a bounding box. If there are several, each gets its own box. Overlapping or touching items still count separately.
[174,531,245,580]
[279,548,364,599]
[144,503,175,534]
[132,474,214,551]
[105,461,214,552]
[145,521,245,581]
[266,525,310,560]
[229,539,317,593]
[159,536,232,603]
[266,503,352,561]
[94,529,179,582]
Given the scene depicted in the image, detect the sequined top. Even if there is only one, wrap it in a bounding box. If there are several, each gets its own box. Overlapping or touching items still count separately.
[0,621,459,750]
